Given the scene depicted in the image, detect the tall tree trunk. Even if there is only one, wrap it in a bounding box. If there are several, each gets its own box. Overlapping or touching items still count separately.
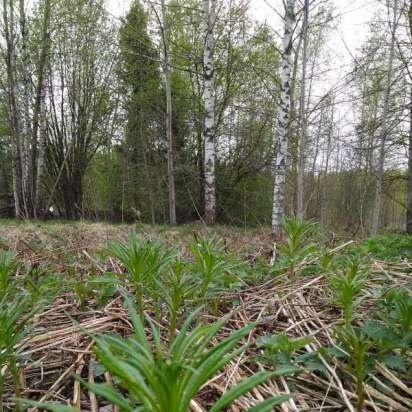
[272,0,296,233]
[407,88,412,233]
[0,147,10,215]
[407,2,412,234]
[3,0,23,217]
[296,0,309,221]
[321,96,334,227]
[160,0,176,224]
[18,0,31,216]
[203,0,216,224]
[371,0,398,235]
[33,0,51,216]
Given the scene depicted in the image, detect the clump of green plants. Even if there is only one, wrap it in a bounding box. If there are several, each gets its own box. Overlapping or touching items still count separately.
[348,234,412,261]
[190,237,243,306]
[156,260,196,339]
[72,273,118,310]
[109,232,174,315]
[329,257,367,326]
[361,288,412,363]
[0,250,17,297]
[331,326,372,412]
[258,333,322,372]
[276,217,318,276]
[327,259,411,412]
[25,296,293,412]
[0,251,49,412]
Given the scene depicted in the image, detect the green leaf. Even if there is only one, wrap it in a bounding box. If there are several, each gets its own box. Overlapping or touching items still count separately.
[209,371,274,412]
[209,368,297,412]
[382,353,407,373]
[362,321,389,340]
[247,395,291,412]
[81,382,134,411]
[19,400,79,412]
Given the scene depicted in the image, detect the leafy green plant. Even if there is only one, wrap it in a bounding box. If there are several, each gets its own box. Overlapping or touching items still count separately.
[383,288,412,336]
[88,273,119,307]
[0,253,48,412]
[331,326,373,412]
[73,279,94,309]
[24,297,293,412]
[156,260,196,340]
[277,217,318,276]
[23,264,60,304]
[191,237,242,304]
[0,250,17,297]
[258,333,321,371]
[361,288,412,362]
[109,232,174,315]
[329,257,367,326]
[356,234,412,260]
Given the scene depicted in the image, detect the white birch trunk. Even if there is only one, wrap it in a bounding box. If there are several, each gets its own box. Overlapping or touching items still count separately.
[34,0,51,216]
[35,81,47,214]
[18,0,31,215]
[272,0,296,233]
[161,0,176,224]
[371,0,398,235]
[203,0,216,224]
[407,86,412,233]
[296,0,309,221]
[407,4,412,234]
[3,0,22,217]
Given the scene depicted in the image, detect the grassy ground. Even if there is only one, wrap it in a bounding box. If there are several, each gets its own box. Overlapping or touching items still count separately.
[0,219,275,266]
[0,219,411,411]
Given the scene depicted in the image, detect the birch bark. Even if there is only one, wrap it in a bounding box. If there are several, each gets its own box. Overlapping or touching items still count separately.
[19,0,31,214]
[406,2,412,234]
[203,0,216,224]
[296,0,309,221]
[3,0,22,217]
[272,0,296,232]
[33,0,51,216]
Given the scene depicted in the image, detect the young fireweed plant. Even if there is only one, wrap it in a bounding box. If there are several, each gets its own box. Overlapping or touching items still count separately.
[109,232,174,315]
[277,217,318,276]
[156,260,197,340]
[257,333,323,372]
[329,257,367,326]
[330,325,373,412]
[0,253,48,412]
[190,237,243,308]
[363,288,412,361]
[0,250,17,297]
[24,296,294,412]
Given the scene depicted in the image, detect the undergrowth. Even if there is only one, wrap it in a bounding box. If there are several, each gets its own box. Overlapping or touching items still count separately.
[0,219,411,411]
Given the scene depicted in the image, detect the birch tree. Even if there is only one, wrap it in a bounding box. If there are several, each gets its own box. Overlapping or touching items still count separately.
[272,0,296,233]
[370,0,399,235]
[203,0,216,224]
[2,0,52,217]
[407,1,412,234]
[296,0,309,221]
[3,0,23,217]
